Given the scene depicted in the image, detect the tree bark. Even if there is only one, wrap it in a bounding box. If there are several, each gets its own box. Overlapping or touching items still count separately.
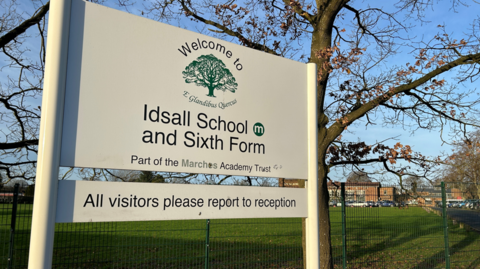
[309,1,349,268]
[318,144,333,269]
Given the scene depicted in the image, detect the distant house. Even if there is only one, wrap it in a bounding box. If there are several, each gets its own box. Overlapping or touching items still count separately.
[281,178,461,207]
[0,192,24,203]
[406,185,462,206]
[326,181,397,202]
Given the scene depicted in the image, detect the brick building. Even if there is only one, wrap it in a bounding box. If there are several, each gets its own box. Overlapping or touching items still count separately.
[405,185,463,206]
[280,178,464,207]
[327,181,397,202]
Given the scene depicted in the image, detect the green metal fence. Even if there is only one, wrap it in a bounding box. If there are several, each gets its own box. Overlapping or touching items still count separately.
[3,181,480,268]
[0,184,303,268]
[208,218,303,268]
[335,181,450,269]
[329,181,480,269]
[444,182,480,269]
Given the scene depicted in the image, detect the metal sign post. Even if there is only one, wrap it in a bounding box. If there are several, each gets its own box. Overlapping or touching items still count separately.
[28,0,71,267]
[306,63,320,268]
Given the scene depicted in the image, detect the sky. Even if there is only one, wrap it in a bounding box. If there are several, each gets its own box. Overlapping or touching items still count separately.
[322,0,480,183]
[4,0,480,184]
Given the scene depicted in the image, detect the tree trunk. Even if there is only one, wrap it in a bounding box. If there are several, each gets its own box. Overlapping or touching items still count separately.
[207,86,215,97]
[318,149,333,269]
[309,2,349,267]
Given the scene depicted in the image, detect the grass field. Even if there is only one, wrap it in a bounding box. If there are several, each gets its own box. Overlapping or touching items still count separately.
[1,204,303,268]
[329,207,480,269]
[1,204,479,268]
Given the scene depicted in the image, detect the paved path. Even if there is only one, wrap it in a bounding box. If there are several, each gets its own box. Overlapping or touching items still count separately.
[441,208,480,231]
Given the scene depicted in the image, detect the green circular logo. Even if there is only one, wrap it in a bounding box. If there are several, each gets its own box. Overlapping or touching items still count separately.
[253,123,265,137]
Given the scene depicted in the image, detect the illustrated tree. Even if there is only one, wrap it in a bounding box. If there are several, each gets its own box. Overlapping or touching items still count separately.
[183,54,238,97]
[2,0,480,268]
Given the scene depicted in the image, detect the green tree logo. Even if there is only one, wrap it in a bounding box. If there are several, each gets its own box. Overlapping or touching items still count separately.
[182,54,238,97]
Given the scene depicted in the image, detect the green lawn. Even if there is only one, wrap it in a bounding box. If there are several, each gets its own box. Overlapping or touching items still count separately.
[1,204,479,268]
[330,207,480,269]
[1,204,302,268]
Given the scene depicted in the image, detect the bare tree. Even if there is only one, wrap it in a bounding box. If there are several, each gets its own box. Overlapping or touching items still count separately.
[441,130,480,198]
[0,0,49,182]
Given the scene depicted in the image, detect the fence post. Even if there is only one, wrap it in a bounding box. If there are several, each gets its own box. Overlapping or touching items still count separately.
[8,183,19,269]
[341,183,347,269]
[205,219,210,269]
[441,182,450,269]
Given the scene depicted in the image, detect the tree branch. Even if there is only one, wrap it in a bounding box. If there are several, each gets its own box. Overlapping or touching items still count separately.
[0,140,38,150]
[178,0,278,55]
[281,0,316,24]
[328,52,480,141]
[0,2,50,48]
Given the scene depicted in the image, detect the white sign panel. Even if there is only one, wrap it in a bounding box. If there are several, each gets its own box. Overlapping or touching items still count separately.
[60,0,308,178]
[56,181,307,223]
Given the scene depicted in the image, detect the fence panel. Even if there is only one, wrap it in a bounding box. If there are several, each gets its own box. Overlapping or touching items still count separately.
[0,184,33,269]
[8,180,480,268]
[0,187,17,269]
[0,184,303,268]
[208,218,303,268]
[52,219,210,268]
[328,181,344,267]
[328,182,449,269]
[444,182,480,269]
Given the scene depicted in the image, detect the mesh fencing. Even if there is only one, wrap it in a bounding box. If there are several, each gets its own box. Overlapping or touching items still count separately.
[209,218,303,268]
[1,183,303,269]
[3,181,480,268]
[444,182,480,269]
[328,181,480,269]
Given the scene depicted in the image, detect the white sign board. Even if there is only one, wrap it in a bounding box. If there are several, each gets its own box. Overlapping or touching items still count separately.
[56,180,307,223]
[60,0,308,179]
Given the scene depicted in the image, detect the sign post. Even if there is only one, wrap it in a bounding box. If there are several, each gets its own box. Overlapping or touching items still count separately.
[306,63,320,268]
[28,0,71,267]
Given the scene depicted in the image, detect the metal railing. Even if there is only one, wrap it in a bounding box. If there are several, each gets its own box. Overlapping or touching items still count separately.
[3,181,480,268]
[1,184,303,268]
[329,181,480,269]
